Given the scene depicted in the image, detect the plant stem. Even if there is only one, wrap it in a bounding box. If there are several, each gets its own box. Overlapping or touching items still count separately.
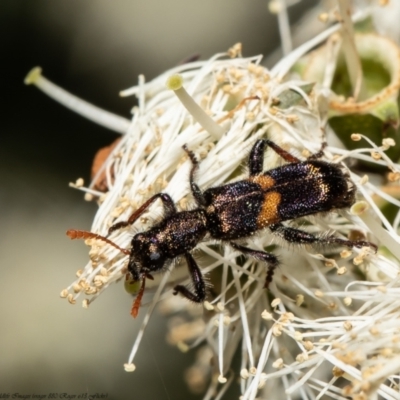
[337,0,367,100]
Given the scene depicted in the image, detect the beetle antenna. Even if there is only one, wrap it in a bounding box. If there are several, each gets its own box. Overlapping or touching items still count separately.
[66,229,130,255]
[131,278,146,318]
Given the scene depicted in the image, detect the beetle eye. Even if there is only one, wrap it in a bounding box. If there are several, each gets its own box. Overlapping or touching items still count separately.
[150,251,161,260]
[149,243,161,260]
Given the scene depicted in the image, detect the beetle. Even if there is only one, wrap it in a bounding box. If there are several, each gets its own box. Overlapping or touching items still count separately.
[67,139,377,317]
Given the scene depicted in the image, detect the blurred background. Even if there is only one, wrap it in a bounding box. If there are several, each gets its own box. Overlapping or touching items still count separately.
[1,0,316,398]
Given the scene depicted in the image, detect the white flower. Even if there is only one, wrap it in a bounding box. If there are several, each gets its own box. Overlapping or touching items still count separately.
[25,3,400,399]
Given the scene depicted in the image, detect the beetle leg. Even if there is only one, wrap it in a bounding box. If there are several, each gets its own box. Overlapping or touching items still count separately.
[173,253,206,302]
[230,242,279,289]
[307,141,327,160]
[249,139,301,176]
[182,145,207,207]
[269,223,377,252]
[108,193,177,235]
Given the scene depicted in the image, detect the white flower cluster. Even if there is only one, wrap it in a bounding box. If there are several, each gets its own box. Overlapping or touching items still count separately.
[25,2,400,399]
